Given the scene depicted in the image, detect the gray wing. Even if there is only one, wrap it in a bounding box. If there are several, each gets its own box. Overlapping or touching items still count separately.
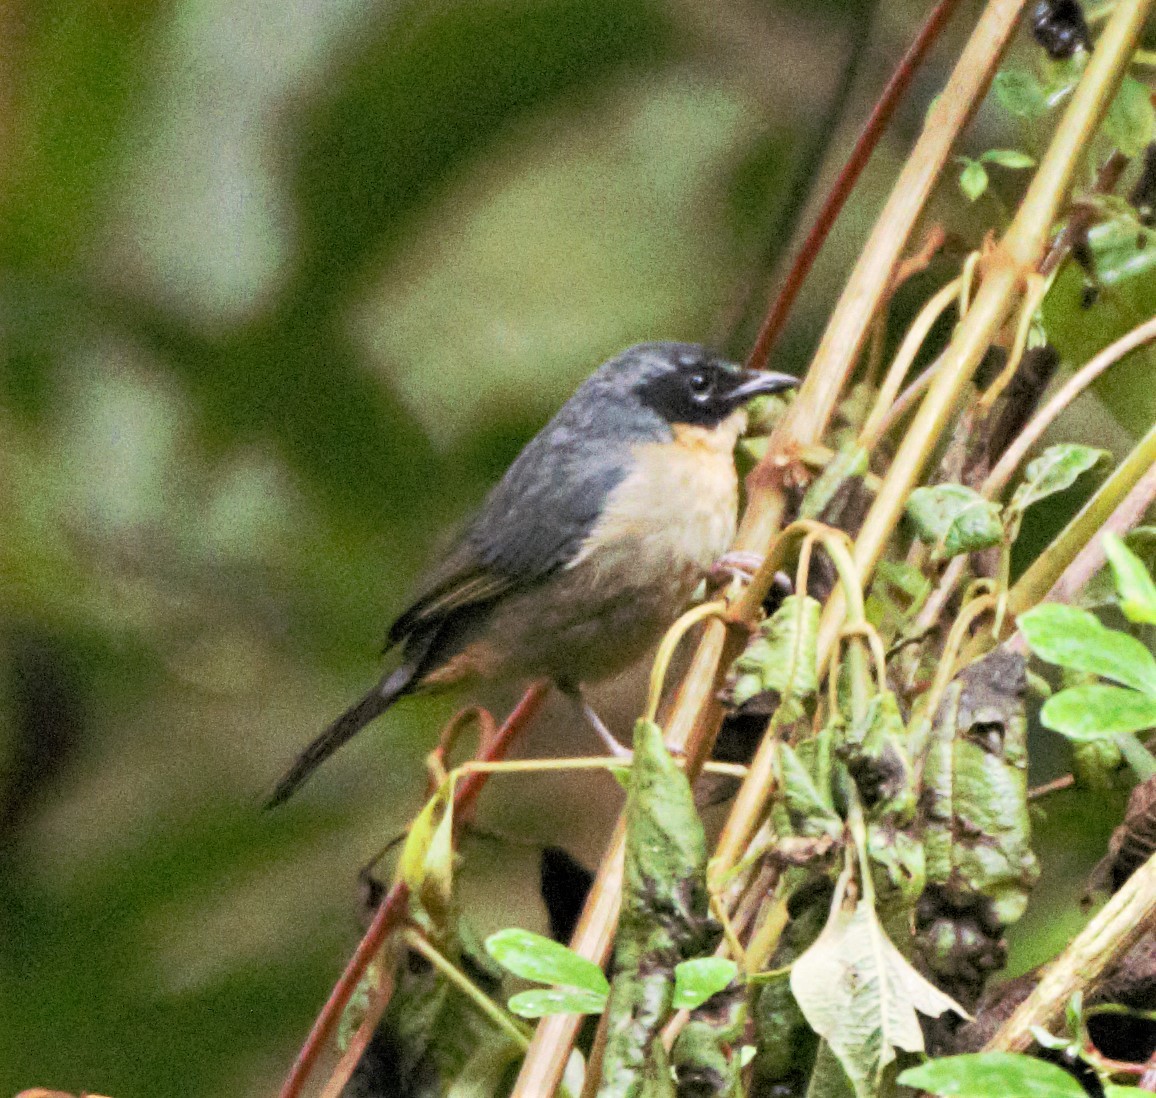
[387,414,632,646]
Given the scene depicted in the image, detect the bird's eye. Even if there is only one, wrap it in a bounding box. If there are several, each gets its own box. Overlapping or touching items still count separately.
[687,370,714,402]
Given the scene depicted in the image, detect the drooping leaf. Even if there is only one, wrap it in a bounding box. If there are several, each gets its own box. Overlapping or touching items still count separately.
[507,986,607,1018]
[790,886,964,1098]
[1041,684,1156,740]
[980,148,1036,169]
[1019,603,1156,694]
[671,958,738,1011]
[958,158,989,202]
[1008,444,1107,519]
[725,594,821,715]
[906,483,1003,559]
[777,742,842,838]
[1104,532,1156,625]
[1104,76,1156,158]
[485,928,609,995]
[899,1052,1088,1098]
[600,718,716,1095]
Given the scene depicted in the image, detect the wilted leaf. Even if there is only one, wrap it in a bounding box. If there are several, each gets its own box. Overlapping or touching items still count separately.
[1009,445,1107,518]
[726,595,820,714]
[485,928,609,995]
[778,742,841,838]
[899,1052,1087,1098]
[671,957,738,1010]
[1104,76,1156,158]
[790,886,964,1097]
[980,148,1036,169]
[1018,603,1156,694]
[906,483,1003,559]
[1104,532,1156,625]
[1041,684,1156,740]
[959,158,989,202]
[600,718,716,1094]
[507,987,607,1018]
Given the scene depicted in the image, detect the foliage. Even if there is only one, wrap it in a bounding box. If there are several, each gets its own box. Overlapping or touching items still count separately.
[9,1,1156,1097]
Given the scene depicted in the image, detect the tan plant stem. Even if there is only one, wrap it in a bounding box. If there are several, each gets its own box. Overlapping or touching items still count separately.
[404,930,532,1050]
[756,0,1026,463]
[1006,421,1156,620]
[859,277,962,449]
[986,850,1156,1051]
[711,0,1151,933]
[511,4,1050,1091]
[986,315,1156,497]
[816,0,1154,666]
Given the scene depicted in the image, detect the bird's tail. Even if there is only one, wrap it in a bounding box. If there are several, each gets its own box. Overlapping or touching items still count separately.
[265,667,412,808]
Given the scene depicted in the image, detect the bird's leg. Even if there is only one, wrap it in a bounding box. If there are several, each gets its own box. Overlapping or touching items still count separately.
[708,551,793,597]
[559,683,632,758]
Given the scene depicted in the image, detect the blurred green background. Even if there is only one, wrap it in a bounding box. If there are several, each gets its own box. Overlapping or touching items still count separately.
[0,1,1141,1094]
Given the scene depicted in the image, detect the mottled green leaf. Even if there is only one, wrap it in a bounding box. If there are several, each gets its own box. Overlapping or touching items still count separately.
[726,594,821,714]
[600,718,715,1094]
[1041,684,1156,740]
[507,986,607,1018]
[485,928,609,995]
[671,957,738,1010]
[1104,76,1156,158]
[899,1052,1086,1098]
[907,483,1003,559]
[1104,532,1156,625]
[778,742,841,838]
[1019,603,1156,694]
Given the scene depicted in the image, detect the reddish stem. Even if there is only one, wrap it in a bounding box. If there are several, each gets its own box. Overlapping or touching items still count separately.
[276,680,550,1098]
[745,0,964,372]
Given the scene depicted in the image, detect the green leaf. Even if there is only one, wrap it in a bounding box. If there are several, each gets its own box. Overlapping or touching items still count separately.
[959,158,989,202]
[671,957,738,1010]
[485,928,610,994]
[899,1052,1088,1098]
[1104,76,1156,158]
[993,68,1048,119]
[1041,684,1156,740]
[507,986,607,1018]
[1009,445,1107,517]
[1104,532,1156,625]
[906,483,1003,559]
[1018,603,1156,694]
[726,594,821,714]
[980,148,1036,169]
[790,891,965,1097]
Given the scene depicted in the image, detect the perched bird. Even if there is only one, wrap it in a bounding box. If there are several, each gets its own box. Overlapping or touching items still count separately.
[268,342,796,806]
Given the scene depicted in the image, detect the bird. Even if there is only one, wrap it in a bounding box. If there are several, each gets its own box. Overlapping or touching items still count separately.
[267,342,797,807]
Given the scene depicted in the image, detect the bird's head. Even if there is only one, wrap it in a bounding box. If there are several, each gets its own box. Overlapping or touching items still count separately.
[586,342,797,440]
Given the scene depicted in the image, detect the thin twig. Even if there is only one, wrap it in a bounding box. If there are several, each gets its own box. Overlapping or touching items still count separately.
[746,0,966,372]
[278,681,549,1098]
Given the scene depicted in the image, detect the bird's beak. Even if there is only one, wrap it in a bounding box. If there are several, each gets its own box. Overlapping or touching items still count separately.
[728,368,799,404]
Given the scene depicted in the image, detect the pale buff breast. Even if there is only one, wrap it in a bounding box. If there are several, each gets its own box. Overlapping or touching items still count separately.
[464,411,746,686]
[567,409,746,586]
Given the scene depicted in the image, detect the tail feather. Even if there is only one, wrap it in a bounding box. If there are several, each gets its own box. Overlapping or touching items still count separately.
[265,670,410,808]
